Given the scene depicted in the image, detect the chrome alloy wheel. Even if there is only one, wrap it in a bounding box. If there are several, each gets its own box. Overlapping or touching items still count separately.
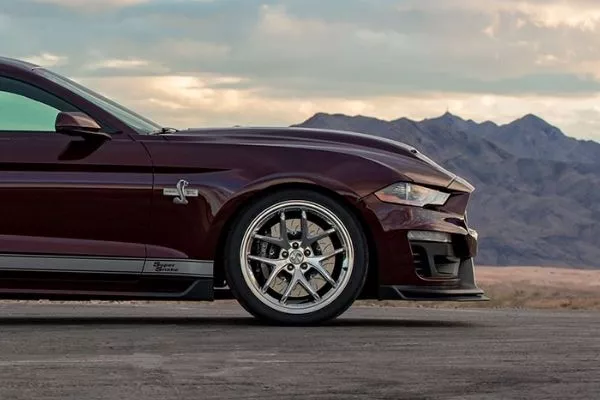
[240,200,355,314]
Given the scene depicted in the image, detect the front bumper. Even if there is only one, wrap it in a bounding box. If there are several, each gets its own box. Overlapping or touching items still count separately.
[358,193,486,301]
[379,259,488,301]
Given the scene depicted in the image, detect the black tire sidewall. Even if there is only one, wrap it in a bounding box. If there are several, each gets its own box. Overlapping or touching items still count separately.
[223,189,369,325]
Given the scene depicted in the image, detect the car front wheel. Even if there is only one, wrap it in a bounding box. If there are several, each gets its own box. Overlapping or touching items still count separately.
[224,189,368,325]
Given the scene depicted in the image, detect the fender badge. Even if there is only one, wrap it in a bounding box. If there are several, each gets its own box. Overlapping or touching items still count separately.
[163,179,199,205]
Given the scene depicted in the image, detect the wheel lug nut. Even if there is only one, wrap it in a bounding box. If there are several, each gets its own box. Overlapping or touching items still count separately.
[292,243,299,249]
[281,251,289,258]
[287,264,294,271]
[304,249,311,256]
[301,263,308,270]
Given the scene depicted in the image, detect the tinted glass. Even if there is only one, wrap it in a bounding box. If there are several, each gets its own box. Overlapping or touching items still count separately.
[0,77,77,132]
[0,92,59,131]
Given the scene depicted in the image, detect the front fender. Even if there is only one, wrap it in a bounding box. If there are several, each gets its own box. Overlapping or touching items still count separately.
[204,173,363,261]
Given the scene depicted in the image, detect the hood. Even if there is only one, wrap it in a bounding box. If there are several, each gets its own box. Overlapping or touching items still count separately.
[169,126,474,192]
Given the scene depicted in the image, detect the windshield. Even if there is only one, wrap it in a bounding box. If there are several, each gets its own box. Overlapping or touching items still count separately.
[36,69,163,134]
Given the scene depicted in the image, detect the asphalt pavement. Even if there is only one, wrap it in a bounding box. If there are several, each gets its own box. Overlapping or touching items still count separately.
[0,301,598,400]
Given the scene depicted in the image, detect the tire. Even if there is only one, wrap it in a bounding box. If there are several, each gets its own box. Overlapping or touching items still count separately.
[223,189,369,325]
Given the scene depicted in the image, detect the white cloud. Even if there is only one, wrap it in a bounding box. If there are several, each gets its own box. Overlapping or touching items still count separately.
[22,53,68,67]
[258,4,332,37]
[85,58,150,70]
[76,75,600,141]
[517,2,600,30]
[399,0,600,31]
[355,29,409,48]
[535,53,560,66]
[159,39,230,59]
[5,0,600,141]
[32,0,149,11]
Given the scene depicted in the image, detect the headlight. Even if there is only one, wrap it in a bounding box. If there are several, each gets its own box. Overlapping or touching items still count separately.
[374,182,450,207]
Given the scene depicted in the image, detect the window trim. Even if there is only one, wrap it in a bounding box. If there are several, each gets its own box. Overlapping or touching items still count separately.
[37,69,161,135]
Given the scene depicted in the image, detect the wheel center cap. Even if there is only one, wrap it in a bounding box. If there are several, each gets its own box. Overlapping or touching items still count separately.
[289,250,305,265]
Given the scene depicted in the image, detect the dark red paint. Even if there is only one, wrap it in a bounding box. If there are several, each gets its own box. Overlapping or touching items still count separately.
[0,57,481,300]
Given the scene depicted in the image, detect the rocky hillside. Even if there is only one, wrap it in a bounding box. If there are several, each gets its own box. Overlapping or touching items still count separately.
[295,112,600,268]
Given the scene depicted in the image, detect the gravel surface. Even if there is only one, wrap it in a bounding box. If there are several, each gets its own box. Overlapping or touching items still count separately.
[0,301,598,399]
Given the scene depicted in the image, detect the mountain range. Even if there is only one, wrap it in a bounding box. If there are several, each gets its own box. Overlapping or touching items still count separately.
[294,112,600,268]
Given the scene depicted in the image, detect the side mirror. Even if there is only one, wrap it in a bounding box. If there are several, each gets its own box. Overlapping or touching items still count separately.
[55,112,111,141]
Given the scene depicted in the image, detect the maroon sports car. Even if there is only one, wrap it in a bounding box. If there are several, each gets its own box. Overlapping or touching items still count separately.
[0,57,485,324]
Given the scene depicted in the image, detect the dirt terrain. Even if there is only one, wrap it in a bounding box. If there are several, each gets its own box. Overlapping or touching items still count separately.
[474,266,600,309]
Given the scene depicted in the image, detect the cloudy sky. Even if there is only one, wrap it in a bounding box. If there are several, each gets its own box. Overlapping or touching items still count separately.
[2,0,600,140]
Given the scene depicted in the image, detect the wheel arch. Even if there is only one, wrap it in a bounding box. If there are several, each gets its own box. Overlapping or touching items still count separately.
[211,182,379,297]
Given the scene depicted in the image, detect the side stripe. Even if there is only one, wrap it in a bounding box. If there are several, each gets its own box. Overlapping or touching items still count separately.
[0,254,213,277]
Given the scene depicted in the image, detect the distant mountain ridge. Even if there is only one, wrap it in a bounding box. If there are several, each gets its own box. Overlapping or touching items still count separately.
[295,112,600,268]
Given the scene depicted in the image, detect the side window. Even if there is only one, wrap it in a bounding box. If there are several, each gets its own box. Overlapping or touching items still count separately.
[0,77,78,133]
[0,91,59,131]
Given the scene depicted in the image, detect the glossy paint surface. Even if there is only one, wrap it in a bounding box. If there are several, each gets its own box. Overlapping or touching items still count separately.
[0,57,477,298]
[0,132,152,259]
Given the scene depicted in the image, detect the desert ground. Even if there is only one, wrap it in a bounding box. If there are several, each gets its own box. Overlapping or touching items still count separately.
[475,266,600,309]
[359,266,600,310]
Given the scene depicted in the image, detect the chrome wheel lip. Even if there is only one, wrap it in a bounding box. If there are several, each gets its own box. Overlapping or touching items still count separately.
[240,200,354,315]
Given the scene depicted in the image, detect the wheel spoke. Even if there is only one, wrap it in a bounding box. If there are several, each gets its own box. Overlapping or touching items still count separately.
[306,228,336,246]
[298,272,321,301]
[247,254,281,266]
[300,210,310,246]
[307,261,337,288]
[280,274,298,304]
[253,233,284,247]
[279,211,290,248]
[317,247,345,263]
[261,263,288,293]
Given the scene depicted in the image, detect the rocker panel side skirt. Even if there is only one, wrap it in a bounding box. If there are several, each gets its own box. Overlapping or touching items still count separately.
[0,254,214,300]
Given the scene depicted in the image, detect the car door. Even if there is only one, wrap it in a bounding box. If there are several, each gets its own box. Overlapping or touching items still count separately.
[0,76,153,282]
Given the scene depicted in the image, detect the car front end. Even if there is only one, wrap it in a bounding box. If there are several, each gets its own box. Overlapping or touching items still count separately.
[170,125,487,303]
[359,176,486,302]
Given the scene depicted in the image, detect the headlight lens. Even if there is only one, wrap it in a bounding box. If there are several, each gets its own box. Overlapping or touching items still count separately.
[374,182,450,207]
